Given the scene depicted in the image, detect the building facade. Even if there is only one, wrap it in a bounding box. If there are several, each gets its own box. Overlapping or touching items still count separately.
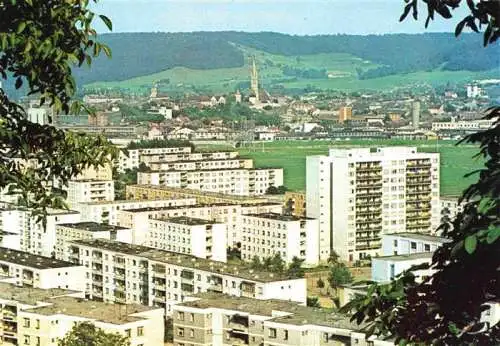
[63,239,307,316]
[118,147,192,172]
[306,147,440,262]
[239,213,319,265]
[65,180,114,207]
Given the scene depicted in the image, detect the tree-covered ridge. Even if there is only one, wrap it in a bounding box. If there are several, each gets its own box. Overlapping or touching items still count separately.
[70,31,499,85]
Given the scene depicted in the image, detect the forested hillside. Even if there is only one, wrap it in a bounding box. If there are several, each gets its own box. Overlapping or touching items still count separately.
[72,31,498,85]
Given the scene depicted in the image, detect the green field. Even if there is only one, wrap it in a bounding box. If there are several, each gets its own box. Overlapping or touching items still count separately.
[199,139,483,197]
[85,45,498,93]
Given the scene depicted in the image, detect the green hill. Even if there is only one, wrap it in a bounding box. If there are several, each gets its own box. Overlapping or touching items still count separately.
[75,31,499,93]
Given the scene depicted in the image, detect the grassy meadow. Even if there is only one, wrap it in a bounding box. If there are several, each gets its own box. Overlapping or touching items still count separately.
[198,139,483,197]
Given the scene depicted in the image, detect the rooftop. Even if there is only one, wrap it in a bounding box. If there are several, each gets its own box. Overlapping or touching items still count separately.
[385,232,449,243]
[0,282,79,305]
[153,216,218,226]
[27,297,156,325]
[80,198,194,206]
[0,248,79,269]
[124,201,282,214]
[70,239,296,283]
[57,222,129,232]
[69,179,112,183]
[243,212,314,222]
[375,252,433,262]
[141,167,282,174]
[178,293,361,330]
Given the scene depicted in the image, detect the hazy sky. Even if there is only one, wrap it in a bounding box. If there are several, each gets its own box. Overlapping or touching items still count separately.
[93,0,468,35]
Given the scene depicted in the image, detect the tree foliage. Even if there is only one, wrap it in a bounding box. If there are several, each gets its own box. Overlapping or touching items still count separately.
[327,263,354,291]
[342,110,500,344]
[0,0,117,225]
[58,322,130,346]
[126,138,194,151]
[249,254,305,278]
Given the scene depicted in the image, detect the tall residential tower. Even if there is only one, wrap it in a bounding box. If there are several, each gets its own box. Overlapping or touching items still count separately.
[306,147,440,262]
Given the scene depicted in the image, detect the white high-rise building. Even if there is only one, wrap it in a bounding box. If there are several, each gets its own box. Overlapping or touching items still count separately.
[306,147,440,262]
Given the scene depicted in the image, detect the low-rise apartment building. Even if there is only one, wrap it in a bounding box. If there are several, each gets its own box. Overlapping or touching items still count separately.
[118,202,283,248]
[137,168,284,196]
[65,180,114,207]
[77,198,196,226]
[371,252,434,282]
[148,158,253,171]
[172,292,390,346]
[55,222,133,260]
[0,248,85,291]
[381,232,449,256]
[64,239,307,316]
[125,185,267,205]
[118,146,192,172]
[147,217,227,262]
[139,151,239,167]
[0,283,164,346]
[240,213,319,265]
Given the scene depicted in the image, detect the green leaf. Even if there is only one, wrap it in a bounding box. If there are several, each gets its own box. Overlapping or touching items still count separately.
[464,235,477,254]
[486,226,500,244]
[99,15,113,31]
[17,22,26,34]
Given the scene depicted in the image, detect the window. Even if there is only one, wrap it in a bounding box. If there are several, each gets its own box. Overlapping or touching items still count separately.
[269,328,277,338]
[125,329,131,337]
[23,318,30,328]
[189,329,194,338]
[177,327,184,337]
[24,335,30,345]
[137,326,144,336]
[189,313,194,322]
[424,244,431,252]
[178,311,185,321]
[284,330,288,340]
[35,319,40,329]
[411,242,417,250]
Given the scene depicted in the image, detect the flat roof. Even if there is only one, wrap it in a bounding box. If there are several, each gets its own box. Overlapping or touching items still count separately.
[70,239,295,283]
[27,297,156,325]
[153,216,218,226]
[0,248,79,269]
[0,282,79,305]
[243,212,314,222]
[385,232,449,243]
[124,201,282,214]
[80,198,194,206]
[57,222,129,232]
[141,167,282,173]
[179,293,361,330]
[374,252,433,262]
[69,179,112,183]
[149,158,246,165]
[47,208,79,216]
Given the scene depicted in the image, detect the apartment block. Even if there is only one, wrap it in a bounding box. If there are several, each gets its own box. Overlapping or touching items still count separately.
[0,203,29,251]
[55,222,133,260]
[64,239,307,316]
[172,292,390,346]
[74,161,113,181]
[125,185,267,205]
[118,202,283,248]
[65,180,114,207]
[137,168,284,196]
[240,213,319,265]
[306,147,440,262]
[148,158,253,171]
[118,146,192,172]
[0,283,163,346]
[138,150,239,167]
[26,209,81,258]
[0,248,85,291]
[147,217,227,262]
[283,191,306,217]
[381,232,449,256]
[77,198,196,226]
[440,196,464,222]
[371,252,434,282]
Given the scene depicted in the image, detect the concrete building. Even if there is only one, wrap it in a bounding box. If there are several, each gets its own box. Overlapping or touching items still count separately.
[0,283,163,346]
[139,151,240,167]
[306,147,440,262]
[172,292,390,346]
[25,209,81,258]
[125,185,267,205]
[137,168,283,196]
[118,147,192,172]
[147,158,253,171]
[0,248,85,291]
[381,232,449,257]
[431,118,495,131]
[64,238,307,315]
[65,180,114,207]
[77,198,196,227]
[240,213,319,265]
[74,162,113,181]
[26,107,50,126]
[440,196,464,223]
[283,191,306,217]
[55,222,133,260]
[371,252,434,282]
[146,217,227,262]
[0,203,29,251]
[118,202,283,248]
[338,106,352,122]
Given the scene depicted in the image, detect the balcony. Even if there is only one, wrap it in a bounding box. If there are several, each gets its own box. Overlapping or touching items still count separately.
[181,283,194,293]
[180,270,194,281]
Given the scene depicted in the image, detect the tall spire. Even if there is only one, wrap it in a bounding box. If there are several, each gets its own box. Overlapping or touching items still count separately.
[250,56,259,102]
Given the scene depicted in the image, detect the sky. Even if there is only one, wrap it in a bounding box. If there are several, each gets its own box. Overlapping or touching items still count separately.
[92,0,468,35]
